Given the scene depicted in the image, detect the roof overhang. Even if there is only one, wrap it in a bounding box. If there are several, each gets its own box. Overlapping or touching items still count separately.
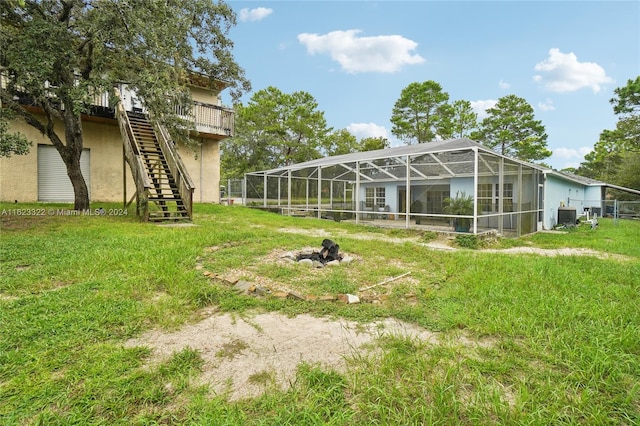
[602,183,640,196]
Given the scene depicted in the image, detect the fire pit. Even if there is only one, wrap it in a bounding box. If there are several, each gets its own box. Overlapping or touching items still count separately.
[296,239,342,265]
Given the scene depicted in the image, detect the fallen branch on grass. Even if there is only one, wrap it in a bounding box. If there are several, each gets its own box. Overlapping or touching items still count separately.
[359,271,412,292]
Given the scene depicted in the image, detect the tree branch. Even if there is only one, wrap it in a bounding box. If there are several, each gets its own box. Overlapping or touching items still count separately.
[1,89,65,150]
[79,38,94,79]
[58,0,74,23]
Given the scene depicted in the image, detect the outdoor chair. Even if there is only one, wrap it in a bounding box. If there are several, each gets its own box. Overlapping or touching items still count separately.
[383,205,391,219]
[360,201,373,219]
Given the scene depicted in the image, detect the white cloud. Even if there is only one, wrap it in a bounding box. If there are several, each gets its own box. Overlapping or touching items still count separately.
[297,29,424,74]
[553,146,592,160]
[553,147,577,159]
[551,146,592,169]
[537,98,555,112]
[470,99,497,118]
[347,122,388,139]
[533,48,613,93]
[239,7,273,22]
[498,79,510,90]
[578,146,592,156]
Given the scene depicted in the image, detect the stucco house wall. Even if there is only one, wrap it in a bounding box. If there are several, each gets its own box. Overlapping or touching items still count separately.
[542,173,608,229]
[1,113,221,203]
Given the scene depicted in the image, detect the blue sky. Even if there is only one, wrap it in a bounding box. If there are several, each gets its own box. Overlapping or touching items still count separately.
[223,1,640,170]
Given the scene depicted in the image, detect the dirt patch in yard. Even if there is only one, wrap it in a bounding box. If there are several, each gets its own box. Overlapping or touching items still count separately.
[125,311,493,402]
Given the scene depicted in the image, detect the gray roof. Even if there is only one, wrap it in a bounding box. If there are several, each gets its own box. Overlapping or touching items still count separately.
[547,170,605,186]
[547,170,640,195]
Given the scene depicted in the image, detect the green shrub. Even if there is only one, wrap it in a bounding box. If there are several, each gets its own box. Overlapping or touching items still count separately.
[422,231,438,242]
[454,234,480,249]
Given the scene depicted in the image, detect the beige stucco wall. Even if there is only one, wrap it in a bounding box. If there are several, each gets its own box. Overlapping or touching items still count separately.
[0,121,39,202]
[178,139,220,203]
[1,115,221,203]
[190,85,221,105]
[1,117,135,202]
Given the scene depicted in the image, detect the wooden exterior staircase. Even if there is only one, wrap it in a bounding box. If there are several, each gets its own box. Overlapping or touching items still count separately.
[115,90,195,221]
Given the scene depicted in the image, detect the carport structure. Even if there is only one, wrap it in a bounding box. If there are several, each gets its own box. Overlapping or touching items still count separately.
[244,138,546,236]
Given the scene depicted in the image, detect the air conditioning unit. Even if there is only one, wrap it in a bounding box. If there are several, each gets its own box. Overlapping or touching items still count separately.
[558,206,577,225]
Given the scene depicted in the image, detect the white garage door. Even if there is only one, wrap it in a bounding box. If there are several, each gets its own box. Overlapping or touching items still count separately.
[37,145,91,202]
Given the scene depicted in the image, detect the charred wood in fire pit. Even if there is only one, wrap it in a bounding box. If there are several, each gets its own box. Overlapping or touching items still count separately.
[296,239,342,264]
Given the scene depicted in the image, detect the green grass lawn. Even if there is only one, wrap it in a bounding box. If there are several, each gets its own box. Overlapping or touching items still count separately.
[1,202,639,425]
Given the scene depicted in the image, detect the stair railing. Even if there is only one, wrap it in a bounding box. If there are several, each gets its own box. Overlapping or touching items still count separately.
[155,123,195,218]
[114,87,152,220]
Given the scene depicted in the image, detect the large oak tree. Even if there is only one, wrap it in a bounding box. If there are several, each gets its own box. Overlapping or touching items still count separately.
[1,0,249,209]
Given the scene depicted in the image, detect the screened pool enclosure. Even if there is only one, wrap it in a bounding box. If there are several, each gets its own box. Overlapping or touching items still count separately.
[244,138,545,236]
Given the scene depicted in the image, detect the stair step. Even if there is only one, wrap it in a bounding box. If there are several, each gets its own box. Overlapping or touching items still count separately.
[149,194,182,203]
[136,140,159,145]
[150,183,176,187]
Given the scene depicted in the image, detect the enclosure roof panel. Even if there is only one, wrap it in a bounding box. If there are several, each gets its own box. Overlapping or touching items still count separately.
[249,138,505,175]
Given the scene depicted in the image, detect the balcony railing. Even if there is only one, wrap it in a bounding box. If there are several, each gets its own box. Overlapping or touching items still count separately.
[184,102,234,137]
[2,73,234,138]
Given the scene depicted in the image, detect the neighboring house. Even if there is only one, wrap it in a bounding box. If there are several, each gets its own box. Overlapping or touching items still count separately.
[245,138,639,236]
[1,78,234,219]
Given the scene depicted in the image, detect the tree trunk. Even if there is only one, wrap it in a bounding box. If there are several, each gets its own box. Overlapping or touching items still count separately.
[66,155,90,210]
[59,110,90,210]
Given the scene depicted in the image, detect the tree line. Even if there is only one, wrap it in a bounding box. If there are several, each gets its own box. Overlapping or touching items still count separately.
[222,80,551,179]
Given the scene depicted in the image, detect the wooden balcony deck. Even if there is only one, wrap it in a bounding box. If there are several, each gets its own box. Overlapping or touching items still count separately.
[2,76,234,138]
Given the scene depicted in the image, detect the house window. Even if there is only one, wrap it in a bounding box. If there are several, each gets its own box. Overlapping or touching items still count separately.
[478,183,493,213]
[426,188,449,214]
[477,183,514,213]
[365,187,386,209]
[502,183,514,212]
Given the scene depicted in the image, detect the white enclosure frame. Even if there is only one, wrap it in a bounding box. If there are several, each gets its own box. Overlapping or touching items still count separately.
[244,138,546,236]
